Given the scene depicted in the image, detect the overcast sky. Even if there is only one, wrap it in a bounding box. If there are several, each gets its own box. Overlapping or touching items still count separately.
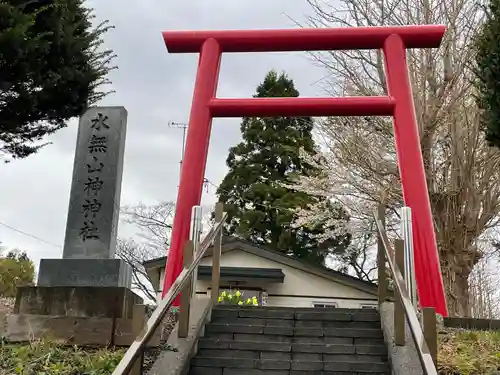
[0,0,327,268]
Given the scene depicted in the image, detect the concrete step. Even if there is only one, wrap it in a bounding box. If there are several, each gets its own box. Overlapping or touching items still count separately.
[191,369,388,375]
[190,307,389,375]
[198,338,387,356]
[210,316,381,329]
[212,306,381,323]
[214,306,379,313]
[205,322,384,339]
[197,348,386,362]
[189,357,389,374]
[204,331,384,346]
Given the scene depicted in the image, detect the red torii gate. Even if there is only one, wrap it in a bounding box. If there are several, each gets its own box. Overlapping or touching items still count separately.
[161,26,448,317]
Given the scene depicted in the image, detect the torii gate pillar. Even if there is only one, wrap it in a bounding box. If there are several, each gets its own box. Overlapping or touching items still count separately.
[161,26,448,317]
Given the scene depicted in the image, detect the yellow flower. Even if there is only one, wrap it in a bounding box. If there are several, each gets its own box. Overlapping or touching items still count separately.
[253,301,258,306]
[218,296,223,302]
[235,290,241,297]
[246,298,252,304]
[228,294,233,299]
[221,291,226,297]
[252,296,258,302]
[238,301,243,305]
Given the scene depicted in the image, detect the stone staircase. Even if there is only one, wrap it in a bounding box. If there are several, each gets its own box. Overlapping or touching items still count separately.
[189,305,390,375]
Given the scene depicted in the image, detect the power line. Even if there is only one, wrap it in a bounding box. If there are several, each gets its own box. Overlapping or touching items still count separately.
[0,221,62,248]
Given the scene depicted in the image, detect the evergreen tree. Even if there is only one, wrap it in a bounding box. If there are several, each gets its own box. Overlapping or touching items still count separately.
[0,0,115,160]
[476,0,500,148]
[217,70,350,265]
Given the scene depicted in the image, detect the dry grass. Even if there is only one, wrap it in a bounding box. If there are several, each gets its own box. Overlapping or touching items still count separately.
[0,302,179,375]
[439,328,500,374]
[0,340,125,375]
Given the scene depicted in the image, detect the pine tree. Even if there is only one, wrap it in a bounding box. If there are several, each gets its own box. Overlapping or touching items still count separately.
[0,0,115,160]
[476,0,500,148]
[217,70,350,265]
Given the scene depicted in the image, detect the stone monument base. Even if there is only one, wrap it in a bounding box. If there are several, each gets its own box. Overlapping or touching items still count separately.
[4,286,161,346]
[37,258,132,288]
[14,286,142,318]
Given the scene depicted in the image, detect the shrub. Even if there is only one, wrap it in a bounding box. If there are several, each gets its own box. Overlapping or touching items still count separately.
[217,290,259,306]
[0,250,35,298]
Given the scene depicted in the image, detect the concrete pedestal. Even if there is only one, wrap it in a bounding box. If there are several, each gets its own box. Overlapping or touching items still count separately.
[37,259,132,288]
[5,286,154,345]
[14,286,143,318]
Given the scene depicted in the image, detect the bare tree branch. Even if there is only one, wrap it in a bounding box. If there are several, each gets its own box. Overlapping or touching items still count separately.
[121,201,175,253]
[117,201,217,301]
[288,0,499,316]
[116,238,160,301]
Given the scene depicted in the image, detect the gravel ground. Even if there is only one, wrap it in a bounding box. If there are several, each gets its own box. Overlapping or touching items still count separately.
[142,307,180,373]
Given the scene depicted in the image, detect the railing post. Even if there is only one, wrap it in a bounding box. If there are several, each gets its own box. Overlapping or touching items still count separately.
[178,240,194,338]
[190,206,203,299]
[211,202,223,304]
[422,307,438,367]
[377,204,388,305]
[130,304,146,375]
[401,207,417,308]
[110,212,228,375]
[394,239,406,346]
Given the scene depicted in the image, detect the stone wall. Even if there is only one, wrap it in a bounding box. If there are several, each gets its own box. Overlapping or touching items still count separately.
[444,317,500,330]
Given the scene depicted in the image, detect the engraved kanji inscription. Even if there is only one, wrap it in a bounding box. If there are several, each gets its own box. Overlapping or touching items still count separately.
[86,156,104,173]
[90,112,110,131]
[79,220,100,241]
[82,198,102,218]
[84,176,104,196]
[88,135,108,154]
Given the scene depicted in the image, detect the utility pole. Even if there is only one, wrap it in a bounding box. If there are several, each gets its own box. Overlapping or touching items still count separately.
[167,121,188,182]
[167,122,211,194]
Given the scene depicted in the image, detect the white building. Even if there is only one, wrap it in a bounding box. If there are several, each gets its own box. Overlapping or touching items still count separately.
[143,237,379,309]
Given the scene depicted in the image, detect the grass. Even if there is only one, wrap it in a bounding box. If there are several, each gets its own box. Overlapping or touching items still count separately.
[0,339,125,375]
[439,328,500,374]
[1,315,498,374]
[0,300,179,375]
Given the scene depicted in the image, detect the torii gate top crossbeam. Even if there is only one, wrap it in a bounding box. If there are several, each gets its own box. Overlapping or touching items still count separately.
[161,24,449,319]
[162,25,445,53]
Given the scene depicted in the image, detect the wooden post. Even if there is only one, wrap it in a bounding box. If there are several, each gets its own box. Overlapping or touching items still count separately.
[211,202,223,304]
[422,307,438,366]
[394,239,405,346]
[178,240,194,338]
[377,204,387,305]
[130,304,146,375]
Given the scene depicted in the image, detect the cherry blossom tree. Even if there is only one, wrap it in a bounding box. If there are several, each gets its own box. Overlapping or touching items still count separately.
[288,0,500,316]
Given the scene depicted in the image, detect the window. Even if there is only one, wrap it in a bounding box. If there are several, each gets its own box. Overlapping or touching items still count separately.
[313,302,338,308]
[360,304,378,309]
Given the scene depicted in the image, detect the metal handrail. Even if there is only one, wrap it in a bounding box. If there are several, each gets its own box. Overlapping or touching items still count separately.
[111,212,228,375]
[373,212,437,375]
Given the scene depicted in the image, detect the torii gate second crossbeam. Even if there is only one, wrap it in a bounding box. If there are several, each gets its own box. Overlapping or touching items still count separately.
[160,26,448,317]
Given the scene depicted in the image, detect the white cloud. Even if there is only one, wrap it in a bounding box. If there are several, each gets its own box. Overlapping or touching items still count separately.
[0,0,326,268]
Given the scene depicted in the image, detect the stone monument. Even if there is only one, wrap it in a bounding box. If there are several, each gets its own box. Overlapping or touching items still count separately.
[12,107,142,327]
[37,106,132,288]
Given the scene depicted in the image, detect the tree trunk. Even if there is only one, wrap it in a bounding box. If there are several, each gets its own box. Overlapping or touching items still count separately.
[441,258,472,317]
